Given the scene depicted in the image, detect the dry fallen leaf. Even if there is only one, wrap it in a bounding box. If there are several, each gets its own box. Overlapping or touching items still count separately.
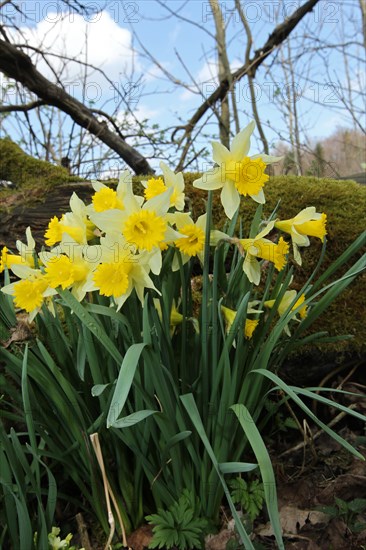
[2,320,33,348]
[256,505,329,537]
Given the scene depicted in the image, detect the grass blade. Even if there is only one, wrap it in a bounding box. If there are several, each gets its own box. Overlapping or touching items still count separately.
[231,404,284,550]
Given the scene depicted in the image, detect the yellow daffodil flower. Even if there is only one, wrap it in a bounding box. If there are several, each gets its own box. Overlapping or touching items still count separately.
[44,193,95,246]
[237,221,289,285]
[83,232,160,310]
[143,163,185,211]
[90,188,183,275]
[87,170,142,214]
[153,298,184,335]
[264,289,308,336]
[39,237,101,301]
[0,246,24,273]
[168,212,207,270]
[193,121,281,219]
[143,177,167,201]
[0,227,37,273]
[221,303,262,342]
[275,207,327,265]
[1,264,57,321]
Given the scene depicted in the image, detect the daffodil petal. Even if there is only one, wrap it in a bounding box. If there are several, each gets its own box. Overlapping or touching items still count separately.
[293,206,321,223]
[160,161,184,191]
[221,182,240,219]
[89,210,124,234]
[193,168,223,190]
[115,286,133,311]
[10,264,38,278]
[211,141,232,164]
[91,180,105,192]
[230,120,255,158]
[196,214,207,230]
[249,188,265,204]
[171,251,190,271]
[291,227,310,247]
[25,227,35,249]
[210,230,229,246]
[292,242,302,265]
[143,188,172,216]
[255,220,276,240]
[250,153,283,164]
[149,249,162,275]
[243,253,261,285]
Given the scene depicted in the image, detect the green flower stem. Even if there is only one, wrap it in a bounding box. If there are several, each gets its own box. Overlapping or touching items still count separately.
[201,191,213,420]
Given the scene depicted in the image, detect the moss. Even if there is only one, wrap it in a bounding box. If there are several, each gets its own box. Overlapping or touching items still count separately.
[133,173,366,357]
[0,138,76,190]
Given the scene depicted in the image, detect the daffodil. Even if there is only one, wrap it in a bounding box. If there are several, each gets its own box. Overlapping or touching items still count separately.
[264,289,308,336]
[87,170,142,214]
[167,212,207,270]
[90,188,182,275]
[142,163,185,211]
[143,177,167,201]
[193,121,281,219]
[83,232,160,310]
[39,237,101,301]
[1,264,57,321]
[153,298,184,335]
[44,193,95,246]
[237,221,289,285]
[221,303,262,342]
[275,207,327,265]
[159,162,185,210]
[0,227,37,273]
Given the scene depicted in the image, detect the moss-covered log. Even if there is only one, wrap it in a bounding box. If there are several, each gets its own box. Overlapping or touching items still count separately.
[0,148,365,366]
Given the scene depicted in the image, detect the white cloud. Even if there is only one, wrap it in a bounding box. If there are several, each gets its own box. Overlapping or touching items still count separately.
[11,11,139,87]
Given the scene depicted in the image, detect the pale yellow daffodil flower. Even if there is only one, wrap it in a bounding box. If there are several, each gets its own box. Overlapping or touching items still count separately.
[221,302,263,342]
[1,264,57,321]
[193,121,281,219]
[143,162,185,211]
[83,232,160,310]
[275,207,327,265]
[264,289,308,336]
[237,221,289,285]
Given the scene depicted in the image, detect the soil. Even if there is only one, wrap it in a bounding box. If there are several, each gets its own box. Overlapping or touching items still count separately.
[124,441,366,550]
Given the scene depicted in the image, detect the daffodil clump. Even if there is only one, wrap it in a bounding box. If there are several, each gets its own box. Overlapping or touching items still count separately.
[1,124,327,336]
[2,122,366,550]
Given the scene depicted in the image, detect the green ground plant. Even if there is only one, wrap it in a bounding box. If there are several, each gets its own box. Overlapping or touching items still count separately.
[0,122,365,549]
[316,498,366,534]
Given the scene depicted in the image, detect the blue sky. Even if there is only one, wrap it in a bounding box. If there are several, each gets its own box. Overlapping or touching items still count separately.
[1,0,364,173]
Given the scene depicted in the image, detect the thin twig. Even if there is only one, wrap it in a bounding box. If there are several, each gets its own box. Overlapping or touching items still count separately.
[75,513,92,550]
[90,433,116,550]
[279,404,358,458]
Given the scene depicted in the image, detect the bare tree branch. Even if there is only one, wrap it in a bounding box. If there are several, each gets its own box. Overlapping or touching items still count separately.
[0,100,45,113]
[0,39,154,175]
[175,0,320,171]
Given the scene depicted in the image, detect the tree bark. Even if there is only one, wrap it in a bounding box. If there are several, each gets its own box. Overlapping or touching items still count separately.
[0,39,154,175]
[209,0,231,148]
